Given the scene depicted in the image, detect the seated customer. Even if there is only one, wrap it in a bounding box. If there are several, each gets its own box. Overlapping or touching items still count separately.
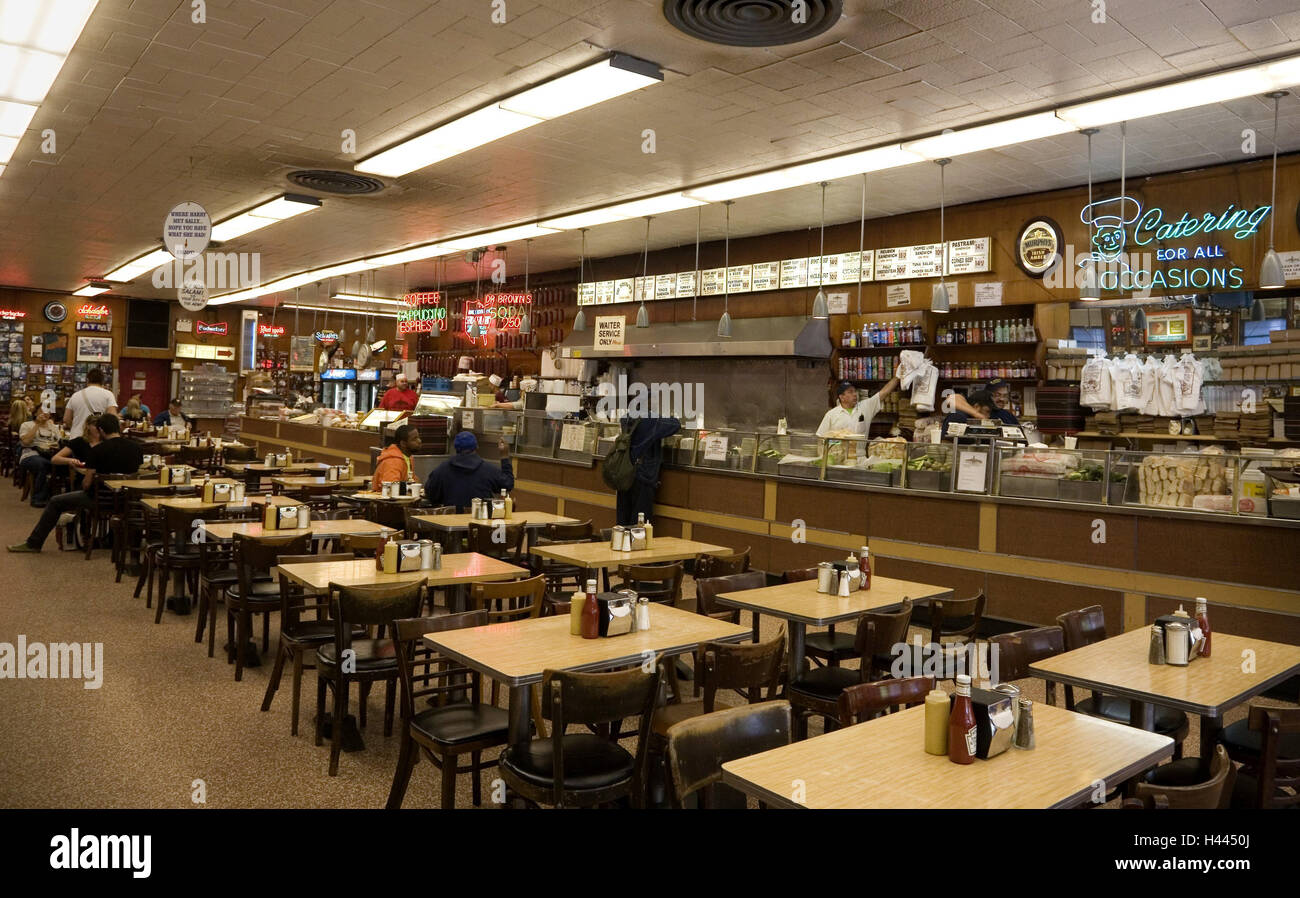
[371,424,421,491]
[9,414,143,553]
[423,431,513,512]
[153,398,185,428]
[121,396,149,423]
[940,389,995,441]
[18,407,61,507]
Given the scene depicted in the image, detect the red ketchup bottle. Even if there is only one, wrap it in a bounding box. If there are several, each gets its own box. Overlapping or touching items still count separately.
[1195,597,1211,658]
[858,546,871,590]
[949,674,977,765]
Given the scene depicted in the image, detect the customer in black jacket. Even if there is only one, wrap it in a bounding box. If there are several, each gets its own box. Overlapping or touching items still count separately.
[616,415,681,526]
[424,431,514,512]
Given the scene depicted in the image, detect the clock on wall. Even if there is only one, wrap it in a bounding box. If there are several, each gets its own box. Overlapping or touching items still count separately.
[43,301,67,323]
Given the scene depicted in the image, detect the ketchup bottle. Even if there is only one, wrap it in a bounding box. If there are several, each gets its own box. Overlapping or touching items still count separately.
[580,579,600,639]
[1195,597,1211,658]
[949,674,977,765]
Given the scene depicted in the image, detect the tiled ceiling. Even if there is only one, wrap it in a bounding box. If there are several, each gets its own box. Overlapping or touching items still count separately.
[5,0,1300,305]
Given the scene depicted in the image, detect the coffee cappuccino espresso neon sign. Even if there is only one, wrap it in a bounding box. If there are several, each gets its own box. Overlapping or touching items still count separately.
[397,292,446,335]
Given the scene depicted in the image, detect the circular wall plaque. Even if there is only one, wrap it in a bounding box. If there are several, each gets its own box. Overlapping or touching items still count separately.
[1015,217,1063,279]
[43,300,67,323]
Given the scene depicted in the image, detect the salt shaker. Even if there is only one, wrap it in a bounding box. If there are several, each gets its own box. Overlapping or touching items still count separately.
[635,597,650,631]
[1013,699,1034,750]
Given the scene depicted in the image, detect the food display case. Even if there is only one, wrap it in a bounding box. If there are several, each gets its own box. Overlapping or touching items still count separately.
[689,429,757,472]
[1111,448,1236,514]
[825,435,906,487]
[995,447,1112,504]
[245,393,289,419]
[359,408,405,432]
[760,431,823,480]
[903,443,954,492]
[180,364,238,417]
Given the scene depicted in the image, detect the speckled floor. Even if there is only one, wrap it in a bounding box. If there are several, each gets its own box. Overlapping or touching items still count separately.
[0,484,1293,809]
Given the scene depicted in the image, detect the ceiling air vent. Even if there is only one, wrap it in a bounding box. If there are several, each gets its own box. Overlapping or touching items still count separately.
[285,169,386,196]
[662,0,842,47]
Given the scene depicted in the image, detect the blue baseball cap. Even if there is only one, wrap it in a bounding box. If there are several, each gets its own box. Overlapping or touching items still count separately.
[453,431,477,452]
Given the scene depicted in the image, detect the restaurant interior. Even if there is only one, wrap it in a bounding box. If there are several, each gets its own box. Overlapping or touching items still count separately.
[1,0,1299,842]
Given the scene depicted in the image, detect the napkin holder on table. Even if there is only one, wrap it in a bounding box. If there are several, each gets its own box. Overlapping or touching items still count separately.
[596,592,635,637]
[264,504,305,530]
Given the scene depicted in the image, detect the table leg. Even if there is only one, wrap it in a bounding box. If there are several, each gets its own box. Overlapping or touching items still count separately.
[791,622,807,679]
[1199,714,1222,760]
[508,684,531,746]
[1131,699,1155,731]
[752,611,761,644]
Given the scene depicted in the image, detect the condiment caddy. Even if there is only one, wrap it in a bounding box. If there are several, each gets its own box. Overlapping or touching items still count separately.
[1148,599,1211,666]
[571,580,650,639]
[263,503,310,530]
[374,536,442,573]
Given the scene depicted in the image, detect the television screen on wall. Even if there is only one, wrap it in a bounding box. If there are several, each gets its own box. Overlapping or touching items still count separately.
[126,299,171,349]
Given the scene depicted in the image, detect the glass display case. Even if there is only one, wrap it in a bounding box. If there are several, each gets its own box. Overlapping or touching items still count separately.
[411,391,463,417]
[995,446,1111,504]
[181,364,237,417]
[754,431,822,480]
[359,408,405,431]
[903,443,954,492]
[245,392,289,419]
[1111,448,1235,514]
[688,429,757,472]
[825,435,907,487]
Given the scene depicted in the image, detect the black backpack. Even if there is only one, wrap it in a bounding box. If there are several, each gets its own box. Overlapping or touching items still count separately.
[601,423,638,491]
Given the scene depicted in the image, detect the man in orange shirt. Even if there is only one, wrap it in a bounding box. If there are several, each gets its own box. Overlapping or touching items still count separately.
[378,372,419,411]
[371,424,421,491]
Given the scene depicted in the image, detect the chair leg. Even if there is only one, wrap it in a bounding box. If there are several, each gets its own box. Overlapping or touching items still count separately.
[208,592,220,658]
[194,584,207,644]
[235,608,250,681]
[290,650,305,737]
[383,678,396,737]
[329,677,346,776]
[134,554,149,600]
[471,750,483,806]
[153,565,169,624]
[386,733,416,810]
[358,681,370,730]
[261,641,287,712]
[261,611,270,652]
[440,749,457,810]
[314,673,326,746]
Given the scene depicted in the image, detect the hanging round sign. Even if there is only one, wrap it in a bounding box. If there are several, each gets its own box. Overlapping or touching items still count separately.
[178,281,209,311]
[163,202,211,261]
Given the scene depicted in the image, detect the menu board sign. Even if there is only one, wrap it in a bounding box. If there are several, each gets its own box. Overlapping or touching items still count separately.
[675,270,697,297]
[700,268,725,296]
[594,281,615,304]
[577,282,596,306]
[634,276,655,304]
[807,255,835,286]
[655,274,677,299]
[726,264,752,293]
[908,243,944,278]
[875,247,908,280]
[612,279,634,304]
[946,237,991,275]
[751,261,780,290]
[779,258,808,289]
[857,250,874,282]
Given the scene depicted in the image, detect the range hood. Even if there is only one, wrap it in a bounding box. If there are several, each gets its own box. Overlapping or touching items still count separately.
[559,315,831,359]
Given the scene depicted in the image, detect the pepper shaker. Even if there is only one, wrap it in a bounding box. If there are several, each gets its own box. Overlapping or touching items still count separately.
[1148,624,1165,665]
[1013,699,1035,750]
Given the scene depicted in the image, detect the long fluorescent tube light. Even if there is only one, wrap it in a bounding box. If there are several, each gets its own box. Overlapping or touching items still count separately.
[284,303,399,319]
[540,193,703,230]
[686,145,924,202]
[210,194,321,242]
[330,293,408,307]
[0,99,37,139]
[72,284,109,296]
[440,223,560,250]
[207,259,380,305]
[364,244,454,267]
[904,112,1073,159]
[103,248,173,282]
[355,54,661,178]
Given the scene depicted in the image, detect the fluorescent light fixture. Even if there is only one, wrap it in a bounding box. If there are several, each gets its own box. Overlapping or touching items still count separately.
[284,303,399,319]
[210,194,321,242]
[540,193,703,230]
[1,1,99,55]
[72,284,109,296]
[0,99,37,138]
[355,54,661,178]
[903,112,1072,159]
[0,134,15,164]
[686,146,924,202]
[104,248,173,282]
[330,293,407,307]
[207,258,379,305]
[440,223,560,250]
[1058,68,1275,129]
[364,244,453,267]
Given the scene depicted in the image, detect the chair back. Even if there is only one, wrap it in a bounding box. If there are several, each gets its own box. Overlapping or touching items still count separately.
[277,552,352,630]
[339,533,386,557]
[178,445,213,471]
[665,701,792,808]
[367,499,409,532]
[545,520,593,541]
[392,610,489,719]
[837,676,933,726]
[292,484,338,511]
[695,547,750,580]
[467,520,527,561]
[614,562,684,607]
[697,630,786,711]
[1056,604,1107,650]
[328,579,427,658]
[162,503,222,556]
[222,445,256,463]
[1247,705,1300,809]
[469,575,546,624]
[696,570,766,620]
[853,597,914,664]
[1135,744,1236,810]
[929,592,986,643]
[234,532,312,596]
[782,567,819,583]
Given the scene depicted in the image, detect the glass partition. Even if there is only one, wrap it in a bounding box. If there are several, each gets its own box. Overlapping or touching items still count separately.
[904,443,953,493]
[1114,448,1235,514]
[825,435,906,487]
[996,446,1110,504]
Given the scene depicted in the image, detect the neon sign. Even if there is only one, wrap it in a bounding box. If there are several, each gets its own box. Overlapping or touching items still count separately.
[397,291,446,335]
[257,323,285,337]
[196,320,228,336]
[76,303,110,320]
[1078,196,1269,292]
[314,330,338,343]
[462,292,532,344]
[0,309,27,320]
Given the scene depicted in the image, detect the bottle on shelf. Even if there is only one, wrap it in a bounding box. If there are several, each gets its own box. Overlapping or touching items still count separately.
[986,320,994,343]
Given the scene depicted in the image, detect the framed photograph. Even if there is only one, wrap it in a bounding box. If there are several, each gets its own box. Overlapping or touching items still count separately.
[1192,335,1212,351]
[42,332,68,363]
[76,335,112,363]
[1145,310,1190,344]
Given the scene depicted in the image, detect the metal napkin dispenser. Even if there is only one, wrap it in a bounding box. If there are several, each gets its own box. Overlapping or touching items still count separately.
[596,592,634,637]
[490,498,507,519]
[627,525,647,551]
[396,540,424,572]
[966,687,1015,759]
[1154,614,1198,653]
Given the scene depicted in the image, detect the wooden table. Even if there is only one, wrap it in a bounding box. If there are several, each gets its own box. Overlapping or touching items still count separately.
[140,494,297,512]
[103,476,202,491]
[1030,628,1300,758]
[413,510,579,552]
[277,553,529,590]
[716,576,954,676]
[721,702,1174,808]
[271,475,368,490]
[427,603,749,744]
[530,536,729,590]
[224,462,329,475]
[348,490,421,503]
[199,519,397,542]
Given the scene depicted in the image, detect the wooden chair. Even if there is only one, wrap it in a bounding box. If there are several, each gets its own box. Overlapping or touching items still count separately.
[1057,605,1189,757]
[178,444,214,473]
[665,701,792,809]
[151,503,223,623]
[695,570,766,624]
[612,562,684,607]
[531,519,594,612]
[467,575,546,624]
[226,532,311,681]
[783,567,819,583]
[1134,744,1236,809]
[118,485,174,586]
[261,552,356,736]
[788,598,913,740]
[365,499,408,533]
[498,662,663,808]
[929,591,987,646]
[654,630,785,739]
[222,445,256,463]
[466,520,527,565]
[196,532,242,658]
[837,675,934,726]
[780,566,855,667]
[315,579,427,776]
[82,483,121,559]
[1224,706,1300,809]
[386,610,511,809]
[291,484,338,512]
[695,547,750,580]
[989,625,1064,706]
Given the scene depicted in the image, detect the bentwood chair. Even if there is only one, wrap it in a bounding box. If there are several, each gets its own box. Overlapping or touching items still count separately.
[1224,706,1300,809]
[466,520,527,565]
[612,562,684,607]
[695,571,766,625]
[531,520,595,614]
[117,485,174,585]
[1133,744,1236,809]
[498,662,663,808]
[782,566,856,668]
[1057,605,1189,758]
[227,532,312,681]
[928,591,987,646]
[665,701,792,809]
[990,625,1064,706]
[315,579,427,776]
[152,503,223,623]
[653,631,786,741]
[694,547,750,580]
[837,675,934,726]
[386,610,511,809]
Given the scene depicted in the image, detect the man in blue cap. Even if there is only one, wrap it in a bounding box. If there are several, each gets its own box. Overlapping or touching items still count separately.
[423,430,514,512]
[947,379,1019,426]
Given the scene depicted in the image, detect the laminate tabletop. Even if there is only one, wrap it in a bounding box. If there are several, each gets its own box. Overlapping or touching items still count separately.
[529,536,730,569]
[199,518,397,541]
[277,553,529,590]
[412,511,578,530]
[716,577,953,626]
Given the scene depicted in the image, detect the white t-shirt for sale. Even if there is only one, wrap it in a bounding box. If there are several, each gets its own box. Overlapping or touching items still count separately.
[66,384,117,438]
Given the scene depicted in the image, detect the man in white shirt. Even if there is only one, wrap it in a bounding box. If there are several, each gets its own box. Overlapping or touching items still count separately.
[816,378,899,437]
[64,368,118,438]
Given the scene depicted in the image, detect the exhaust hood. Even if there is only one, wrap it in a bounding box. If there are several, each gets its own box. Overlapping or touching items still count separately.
[558,315,831,359]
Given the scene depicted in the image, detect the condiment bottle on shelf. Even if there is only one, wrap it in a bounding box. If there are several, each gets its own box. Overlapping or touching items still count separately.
[948,674,977,765]
[924,684,949,755]
[1195,597,1211,657]
[580,579,600,639]
[569,590,586,636]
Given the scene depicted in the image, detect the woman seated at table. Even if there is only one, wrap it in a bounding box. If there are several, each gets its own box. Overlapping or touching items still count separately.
[121,395,150,424]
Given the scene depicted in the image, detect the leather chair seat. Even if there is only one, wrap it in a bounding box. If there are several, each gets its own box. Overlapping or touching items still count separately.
[788,666,859,700]
[1219,718,1300,759]
[225,580,281,604]
[804,631,855,657]
[651,699,732,736]
[499,734,634,792]
[283,621,365,643]
[412,703,510,746]
[316,639,397,671]
[1143,757,1213,788]
[1078,696,1187,735]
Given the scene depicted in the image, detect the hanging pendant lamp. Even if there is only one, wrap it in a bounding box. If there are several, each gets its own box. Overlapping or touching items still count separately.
[931,159,951,313]
[1079,128,1102,300]
[429,258,443,337]
[519,239,532,336]
[692,206,702,321]
[856,173,866,315]
[1260,91,1288,289]
[572,229,589,332]
[718,202,733,337]
[636,216,651,328]
[811,182,829,319]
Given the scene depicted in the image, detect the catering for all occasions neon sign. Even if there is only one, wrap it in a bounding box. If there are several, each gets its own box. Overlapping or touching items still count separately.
[1078,196,1270,292]
[397,291,446,335]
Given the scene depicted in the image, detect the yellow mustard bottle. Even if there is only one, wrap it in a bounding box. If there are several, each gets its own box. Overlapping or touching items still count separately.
[924,686,949,755]
[569,591,586,636]
[382,540,398,574]
[263,504,276,530]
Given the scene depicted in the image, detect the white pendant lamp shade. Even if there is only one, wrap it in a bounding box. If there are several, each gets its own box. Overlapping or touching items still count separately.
[1250,296,1266,321]
[1259,248,1285,289]
[573,307,587,332]
[1078,258,1102,300]
[1133,307,1147,331]
[518,310,531,335]
[931,282,951,313]
[1261,92,1288,289]
[636,302,649,328]
[719,201,734,337]
[717,309,732,338]
[811,288,829,319]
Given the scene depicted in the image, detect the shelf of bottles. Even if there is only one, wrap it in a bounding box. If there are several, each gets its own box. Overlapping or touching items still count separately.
[839,319,925,350]
[932,317,1036,346]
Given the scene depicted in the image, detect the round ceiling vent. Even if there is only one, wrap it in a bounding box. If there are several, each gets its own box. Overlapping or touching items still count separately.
[285,169,386,196]
[663,0,842,47]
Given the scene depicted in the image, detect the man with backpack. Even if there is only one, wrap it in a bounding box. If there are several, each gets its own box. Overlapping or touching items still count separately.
[604,414,681,526]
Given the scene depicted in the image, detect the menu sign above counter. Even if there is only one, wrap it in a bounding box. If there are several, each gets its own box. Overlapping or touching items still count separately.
[779,257,808,289]
[751,261,780,290]
[945,237,991,275]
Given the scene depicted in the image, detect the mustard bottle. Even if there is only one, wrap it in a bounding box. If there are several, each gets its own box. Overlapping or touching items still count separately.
[924,686,949,755]
[159,466,170,485]
[382,540,398,573]
[502,489,512,518]
[638,512,653,548]
[263,504,276,529]
[569,591,586,636]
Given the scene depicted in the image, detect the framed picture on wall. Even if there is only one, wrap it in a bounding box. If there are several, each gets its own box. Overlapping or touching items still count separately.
[76,335,112,363]
[1145,310,1190,345]
[42,332,68,362]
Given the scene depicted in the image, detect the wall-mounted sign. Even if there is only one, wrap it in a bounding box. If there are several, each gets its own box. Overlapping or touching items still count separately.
[1145,310,1191,344]
[175,318,193,333]
[76,319,112,333]
[885,284,911,307]
[290,335,315,371]
[314,330,339,343]
[577,282,596,305]
[481,292,533,332]
[43,301,67,323]
[172,343,233,361]
[0,309,27,320]
[946,237,991,275]
[257,323,285,338]
[726,265,752,293]
[1016,217,1063,278]
[76,303,110,321]
[163,201,211,261]
[634,276,655,304]
[195,320,227,336]
[874,247,908,280]
[655,274,676,300]
[612,278,633,303]
[700,268,725,295]
[779,258,807,289]
[397,291,447,335]
[595,315,625,351]
[751,261,780,291]
[973,282,1003,307]
[675,270,697,298]
[594,280,614,304]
